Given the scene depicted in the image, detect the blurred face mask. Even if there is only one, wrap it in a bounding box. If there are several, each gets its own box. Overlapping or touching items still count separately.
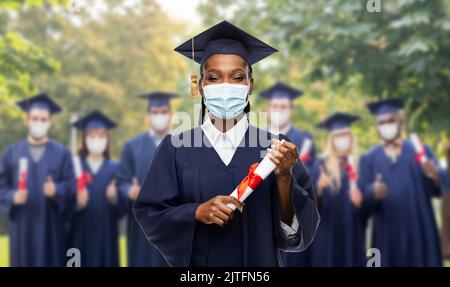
[29,121,50,139]
[378,123,399,141]
[86,137,108,155]
[270,111,290,128]
[151,114,171,131]
[202,83,249,120]
[333,135,351,153]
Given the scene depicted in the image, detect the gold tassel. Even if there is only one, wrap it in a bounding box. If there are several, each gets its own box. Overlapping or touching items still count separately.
[189,37,198,99]
[190,73,198,99]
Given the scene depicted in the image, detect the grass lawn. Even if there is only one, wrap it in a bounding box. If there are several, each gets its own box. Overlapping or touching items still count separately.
[0,235,128,267]
[0,235,8,267]
[119,236,127,267]
[0,234,449,267]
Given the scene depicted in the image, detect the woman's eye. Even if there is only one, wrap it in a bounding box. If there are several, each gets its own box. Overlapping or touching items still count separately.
[233,76,244,81]
[207,75,220,81]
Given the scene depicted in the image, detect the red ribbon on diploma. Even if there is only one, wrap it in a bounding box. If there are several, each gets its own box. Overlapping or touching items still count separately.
[18,172,27,190]
[236,163,263,200]
[299,153,311,163]
[77,171,92,193]
[346,163,357,182]
[414,143,426,163]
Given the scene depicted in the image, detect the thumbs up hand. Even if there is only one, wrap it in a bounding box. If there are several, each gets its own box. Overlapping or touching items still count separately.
[373,173,388,200]
[44,176,57,198]
[317,166,332,196]
[13,189,28,205]
[349,187,363,208]
[128,177,140,201]
[106,179,118,201]
[77,189,89,210]
[421,160,440,183]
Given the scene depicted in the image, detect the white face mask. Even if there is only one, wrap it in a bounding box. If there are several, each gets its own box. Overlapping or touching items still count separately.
[86,137,108,155]
[151,114,171,131]
[378,123,399,141]
[333,135,351,153]
[270,111,290,128]
[29,121,50,139]
[202,83,250,120]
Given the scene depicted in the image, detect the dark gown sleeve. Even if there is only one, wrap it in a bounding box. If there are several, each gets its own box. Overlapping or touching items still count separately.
[52,148,76,217]
[358,152,380,216]
[132,135,199,267]
[309,159,332,211]
[117,141,134,206]
[110,162,127,219]
[0,146,16,219]
[275,134,320,252]
[423,144,448,197]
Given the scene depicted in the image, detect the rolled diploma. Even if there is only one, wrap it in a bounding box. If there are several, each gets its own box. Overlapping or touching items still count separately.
[18,158,28,191]
[347,156,357,190]
[226,140,283,210]
[299,138,312,162]
[73,156,85,192]
[410,133,427,163]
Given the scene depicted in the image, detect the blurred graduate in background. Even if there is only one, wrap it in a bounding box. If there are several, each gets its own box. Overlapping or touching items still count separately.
[358,98,448,267]
[133,21,319,267]
[306,113,367,267]
[69,111,126,267]
[0,94,75,267]
[260,82,316,171]
[117,92,176,267]
[260,82,318,267]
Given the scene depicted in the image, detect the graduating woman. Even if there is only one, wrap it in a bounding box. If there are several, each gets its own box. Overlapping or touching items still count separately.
[69,111,126,267]
[133,21,320,267]
[307,113,368,267]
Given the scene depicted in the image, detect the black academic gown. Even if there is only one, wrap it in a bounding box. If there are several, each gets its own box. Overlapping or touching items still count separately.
[117,132,168,267]
[282,126,317,267]
[0,140,76,267]
[359,140,448,267]
[69,158,126,267]
[133,126,320,267]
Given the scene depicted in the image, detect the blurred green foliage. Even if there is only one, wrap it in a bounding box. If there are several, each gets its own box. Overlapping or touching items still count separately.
[0,0,188,157]
[199,0,450,157]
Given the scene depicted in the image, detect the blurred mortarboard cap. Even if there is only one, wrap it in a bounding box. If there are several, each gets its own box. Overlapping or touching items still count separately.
[72,110,117,131]
[138,92,178,109]
[318,112,360,131]
[259,82,303,100]
[174,20,278,66]
[366,98,404,116]
[16,93,62,114]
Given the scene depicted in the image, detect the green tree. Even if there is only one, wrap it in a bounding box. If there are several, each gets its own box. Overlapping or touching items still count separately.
[1,0,189,155]
[0,0,61,150]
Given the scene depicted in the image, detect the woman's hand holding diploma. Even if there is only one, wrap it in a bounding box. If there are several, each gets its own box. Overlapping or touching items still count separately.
[195,195,243,227]
[267,139,299,178]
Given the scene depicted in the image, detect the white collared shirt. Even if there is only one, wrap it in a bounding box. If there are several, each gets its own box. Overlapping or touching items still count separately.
[201,113,248,166]
[201,113,300,244]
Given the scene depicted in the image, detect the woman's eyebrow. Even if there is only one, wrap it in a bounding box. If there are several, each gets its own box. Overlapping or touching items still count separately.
[205,68,223,74]
[231,68,246,74]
